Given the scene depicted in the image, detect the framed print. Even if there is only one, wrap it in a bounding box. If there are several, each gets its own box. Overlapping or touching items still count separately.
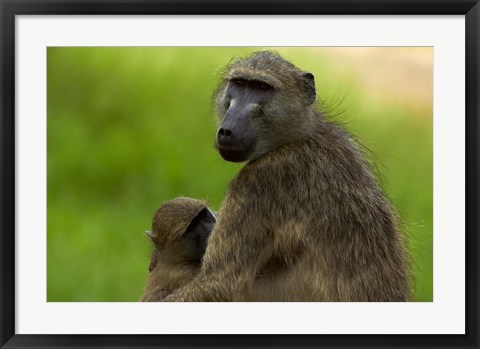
[1,1,479,348]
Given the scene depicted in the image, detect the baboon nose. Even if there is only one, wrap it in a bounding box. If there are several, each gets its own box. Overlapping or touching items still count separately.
[217,127,234,147]
[218,128,232,137]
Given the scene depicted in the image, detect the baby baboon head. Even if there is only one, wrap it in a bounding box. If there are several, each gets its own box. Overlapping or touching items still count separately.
[146,197,216,271]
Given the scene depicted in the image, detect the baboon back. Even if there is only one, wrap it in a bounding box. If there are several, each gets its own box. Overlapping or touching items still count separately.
[247,120,409,301]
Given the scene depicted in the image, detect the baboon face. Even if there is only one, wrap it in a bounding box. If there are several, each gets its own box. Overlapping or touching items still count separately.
[175,207,215,262]
[215,51,316,163]
[216,79,275,162]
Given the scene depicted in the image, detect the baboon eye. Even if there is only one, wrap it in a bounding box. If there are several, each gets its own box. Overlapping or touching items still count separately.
[254,82,271,91]
[259,83,269,91]
[232,79,246,87]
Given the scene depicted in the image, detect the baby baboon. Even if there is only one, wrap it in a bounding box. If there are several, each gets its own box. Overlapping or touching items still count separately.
[140,197,215,301]
[166,51,410,302]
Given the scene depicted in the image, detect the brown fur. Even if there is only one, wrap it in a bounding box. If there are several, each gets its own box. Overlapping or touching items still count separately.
[166,51,410,302]
[140,197,213,301]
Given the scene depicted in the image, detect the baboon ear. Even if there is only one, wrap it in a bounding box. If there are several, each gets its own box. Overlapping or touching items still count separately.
[301,72,316,105]
[145,230,159,247]
[146,230,163,252]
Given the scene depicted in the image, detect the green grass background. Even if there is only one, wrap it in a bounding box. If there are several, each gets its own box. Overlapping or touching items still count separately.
[47,47,433,301]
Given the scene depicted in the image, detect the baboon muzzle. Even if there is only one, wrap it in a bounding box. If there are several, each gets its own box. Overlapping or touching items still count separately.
[216,105,256,162]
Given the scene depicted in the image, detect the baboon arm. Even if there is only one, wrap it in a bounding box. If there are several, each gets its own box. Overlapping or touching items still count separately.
[165,230,274,301]
[165,187,276,302]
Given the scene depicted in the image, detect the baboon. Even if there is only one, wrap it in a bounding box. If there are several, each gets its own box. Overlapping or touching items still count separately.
[140,197,216,301]
[165,51,409,302]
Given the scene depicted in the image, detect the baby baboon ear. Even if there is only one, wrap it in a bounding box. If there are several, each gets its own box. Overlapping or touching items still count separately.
[145,230,161,251]
[145,230,156,243]
[301,72,316,105]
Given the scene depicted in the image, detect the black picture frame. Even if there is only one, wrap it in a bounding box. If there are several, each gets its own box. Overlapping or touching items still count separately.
[1,1,478,348]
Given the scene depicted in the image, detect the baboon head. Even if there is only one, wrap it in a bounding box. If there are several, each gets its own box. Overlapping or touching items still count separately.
[146,197,216,271]
[214,51,317,162]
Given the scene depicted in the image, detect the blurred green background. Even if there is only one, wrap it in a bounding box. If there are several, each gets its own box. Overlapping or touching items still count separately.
[47,47,433,302]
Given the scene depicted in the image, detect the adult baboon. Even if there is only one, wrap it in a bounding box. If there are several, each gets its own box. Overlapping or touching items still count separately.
[166,51,409,302]
[140,197,215,301]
